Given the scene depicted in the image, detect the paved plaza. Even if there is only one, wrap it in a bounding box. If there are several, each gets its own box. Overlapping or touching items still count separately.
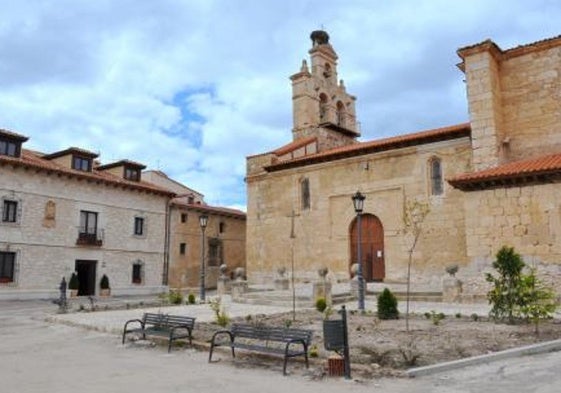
[1,291,561,393]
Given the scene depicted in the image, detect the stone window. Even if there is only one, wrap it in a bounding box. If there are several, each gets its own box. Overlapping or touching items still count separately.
[0,251,15,283]
[132,261,143,284]
[124,167,140,181]
[134,217,144,236]
[72,155,92,172]
[181,213,188,223]
[336,101,346,127]
[219,222,225,234]
[179,243,186,255]
[430,157,443,196]
[2,200,18,223]
[208,238,223,267]
[319,93,328,122]
[300,178,310,210]
[0,139,19,157]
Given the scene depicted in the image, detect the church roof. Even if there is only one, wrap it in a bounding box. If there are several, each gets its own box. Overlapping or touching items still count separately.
[265,123,470,172]
[448,153,561,191]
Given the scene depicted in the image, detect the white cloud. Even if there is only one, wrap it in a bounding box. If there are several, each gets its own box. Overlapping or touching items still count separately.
[1,0,560,208]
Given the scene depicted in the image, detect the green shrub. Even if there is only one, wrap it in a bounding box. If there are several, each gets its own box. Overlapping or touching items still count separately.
[455,312,462,319]
[470,313,479,321]
[68,272,79,290]
[167,290,183,305]
[209,297,230,327]
[377,288,399,320]
[187,293,196,304]
[315,297,327,313]
[100,274,110,289]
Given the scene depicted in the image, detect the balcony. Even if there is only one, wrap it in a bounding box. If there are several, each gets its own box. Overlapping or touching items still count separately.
[76,231,103,247]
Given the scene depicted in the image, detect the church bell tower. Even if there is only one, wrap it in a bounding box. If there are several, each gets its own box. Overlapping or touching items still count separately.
[290,30,359,150]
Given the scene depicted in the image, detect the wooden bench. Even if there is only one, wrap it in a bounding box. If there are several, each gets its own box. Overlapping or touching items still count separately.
[208,323,313,375]
[122,313,195,353]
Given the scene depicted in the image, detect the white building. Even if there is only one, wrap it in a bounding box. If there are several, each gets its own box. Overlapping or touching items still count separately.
[0,128,175,300]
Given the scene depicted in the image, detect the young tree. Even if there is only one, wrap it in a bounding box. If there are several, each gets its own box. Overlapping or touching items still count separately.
[402,198,430,332]
[518,268,557,335]
[486,246,525,324]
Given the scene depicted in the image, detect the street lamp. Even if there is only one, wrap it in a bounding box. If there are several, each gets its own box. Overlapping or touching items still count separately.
[352,191,366,312]
[199,214,208,302]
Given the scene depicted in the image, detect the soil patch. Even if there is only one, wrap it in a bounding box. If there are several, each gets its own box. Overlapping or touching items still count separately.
[196,309,561,379]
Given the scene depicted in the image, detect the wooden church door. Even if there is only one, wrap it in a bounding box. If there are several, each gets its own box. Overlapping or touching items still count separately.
[350,214,385,282]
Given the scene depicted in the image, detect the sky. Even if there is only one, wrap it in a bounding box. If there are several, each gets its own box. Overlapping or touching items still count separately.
[1,1,560,211]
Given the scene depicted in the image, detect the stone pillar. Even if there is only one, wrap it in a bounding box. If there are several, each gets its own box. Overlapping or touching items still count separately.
[231,267,248,302]
[442,276,463,303]
[313,267,332,306]
[349,263,366,300]
[217,264,231,296]
[274,267,289,290]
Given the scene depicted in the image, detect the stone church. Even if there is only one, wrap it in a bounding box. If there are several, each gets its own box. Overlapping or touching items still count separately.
[245,30,561,296]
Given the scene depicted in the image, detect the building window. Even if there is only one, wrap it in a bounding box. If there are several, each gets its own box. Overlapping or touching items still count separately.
[2,200,18,223]
[72,155,91,172]
[0,252,15,283]
[336,101,345,127]
[0,139,19,157]
[187,195,195,204]
[179,243,186,255]
[319,93,328,122]
[124,167,140,181]
[132,262,142,284]
[208,238,222,267]
[134,217,144,236]
[79,210,98,235]
[430,158,443,196]
[219,222,225,234]
[181,213,187,223]
[301,178,310,210]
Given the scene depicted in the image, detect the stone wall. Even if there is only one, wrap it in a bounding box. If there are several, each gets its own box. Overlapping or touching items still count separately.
[0,165,168,299]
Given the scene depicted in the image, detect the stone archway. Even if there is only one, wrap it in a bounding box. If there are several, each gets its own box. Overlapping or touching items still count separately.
[350,214,385,282]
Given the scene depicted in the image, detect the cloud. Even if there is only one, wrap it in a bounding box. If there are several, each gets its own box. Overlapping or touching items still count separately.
[1,0,560,209]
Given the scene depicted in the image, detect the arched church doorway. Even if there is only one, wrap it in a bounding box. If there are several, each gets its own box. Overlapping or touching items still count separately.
[350,214,385,282]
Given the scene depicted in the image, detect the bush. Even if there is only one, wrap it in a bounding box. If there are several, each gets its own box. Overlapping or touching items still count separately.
[68,273,79,290]
[168,290,183,305]
[187,293,196,304]
[100,274,110,289]
[377,288,399,320]
[315,297,327,313]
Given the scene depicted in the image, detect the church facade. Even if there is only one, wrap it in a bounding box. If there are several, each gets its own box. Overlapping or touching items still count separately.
[246,31,561,295]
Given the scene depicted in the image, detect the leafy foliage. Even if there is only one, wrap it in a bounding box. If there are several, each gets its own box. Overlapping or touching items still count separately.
[187,293,196,304]
[209,297,230,327]
[486,246,557,327]
[377,288,399,320]
[100,274,110,289]
[315,297,327,313]
[68,272,79,290]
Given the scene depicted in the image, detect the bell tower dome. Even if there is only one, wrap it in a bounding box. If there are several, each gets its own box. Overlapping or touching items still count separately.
[290,30,359,150]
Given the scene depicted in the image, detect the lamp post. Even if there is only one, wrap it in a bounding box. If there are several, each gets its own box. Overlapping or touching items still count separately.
[352,191,366,312]
[199,214,208,302]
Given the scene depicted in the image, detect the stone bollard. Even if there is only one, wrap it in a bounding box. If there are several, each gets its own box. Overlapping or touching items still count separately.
[313,267,332,306]
[274,266,289,290]
[217,264,231,296]
[442,276,463,302]
[231,267,248,302]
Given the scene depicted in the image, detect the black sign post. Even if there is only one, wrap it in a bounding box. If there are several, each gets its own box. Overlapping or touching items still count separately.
[323,305,351,379]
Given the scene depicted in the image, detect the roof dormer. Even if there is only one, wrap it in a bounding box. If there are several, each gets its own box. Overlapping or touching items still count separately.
[0,129,28,158]
[96,159,146,182]
[42,147,99,172]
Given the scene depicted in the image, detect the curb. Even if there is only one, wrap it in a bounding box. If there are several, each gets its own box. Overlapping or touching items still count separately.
[407,338,561,377]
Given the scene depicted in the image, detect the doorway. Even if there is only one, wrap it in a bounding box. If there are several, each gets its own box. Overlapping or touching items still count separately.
[350,214,385,282]
[75,260,97,296]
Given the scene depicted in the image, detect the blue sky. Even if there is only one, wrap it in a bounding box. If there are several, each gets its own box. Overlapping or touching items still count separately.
[1,0,560,210]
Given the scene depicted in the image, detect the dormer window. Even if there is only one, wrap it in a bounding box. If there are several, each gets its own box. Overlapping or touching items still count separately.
[0,129,27,158]
[124,167,140,181]
[72,155,92,172]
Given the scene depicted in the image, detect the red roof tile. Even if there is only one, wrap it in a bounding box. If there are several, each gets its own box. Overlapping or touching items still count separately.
[448,153,561,190]
[172,200,246,219]
[0,149,174,197]
[265,123,470,172]
[273,136,317,156]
